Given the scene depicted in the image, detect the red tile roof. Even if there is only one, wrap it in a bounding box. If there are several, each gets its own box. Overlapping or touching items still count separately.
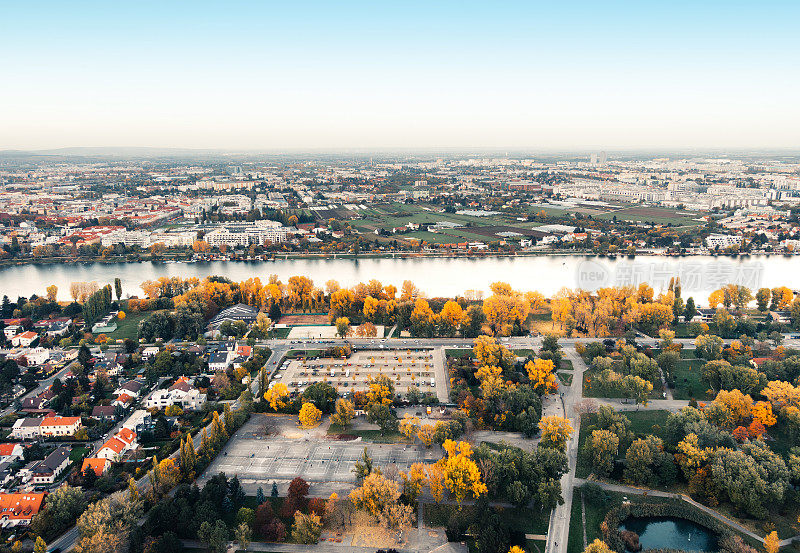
[81,458,109,477]
[0,493,46,523]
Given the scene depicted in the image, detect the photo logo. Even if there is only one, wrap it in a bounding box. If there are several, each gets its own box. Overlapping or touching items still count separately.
[576,260,610,290]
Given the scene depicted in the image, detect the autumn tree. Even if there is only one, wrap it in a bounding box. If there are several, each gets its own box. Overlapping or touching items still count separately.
[349,472,401,518]
[400,463,427,502]
[399,414,421,441]
[335,316,351,338]
[299,402,322,428]
[439,440,487,506]
[526,358,558,394]
[538,416,573,452]
[584,429,619,477]
[331,398,355,428]
[291,511,323,544]
[584,540,613,553]
[265,383,290,411]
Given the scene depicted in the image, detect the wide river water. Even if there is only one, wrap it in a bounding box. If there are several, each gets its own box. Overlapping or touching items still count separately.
[0,255,795,301]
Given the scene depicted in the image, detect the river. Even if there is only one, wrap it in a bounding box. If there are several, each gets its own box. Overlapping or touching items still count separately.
[0,254,794,301]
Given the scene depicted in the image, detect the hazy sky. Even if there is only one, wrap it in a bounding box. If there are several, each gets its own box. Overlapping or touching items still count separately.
[2,0,799,151]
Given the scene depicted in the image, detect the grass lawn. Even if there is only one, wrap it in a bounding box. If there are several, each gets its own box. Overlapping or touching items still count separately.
[513,349,536,357]
[558,372,573,386]
[422,503,549,535]
[671,359,709,400]
[446,348,472,358]
[625,409,670,438]
[567,493,584,553]
[561,359,574,371]
[327,425,406,443]
[107,311,149,341]
[69,445,89,463]
[271,327,291,339]
[286,349,325,359]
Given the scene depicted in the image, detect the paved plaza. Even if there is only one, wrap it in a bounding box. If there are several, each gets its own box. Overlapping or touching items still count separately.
[275,348,448,400]
[201,415,441,496]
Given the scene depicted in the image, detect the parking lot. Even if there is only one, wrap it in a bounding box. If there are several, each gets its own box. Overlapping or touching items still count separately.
[274,348,447,400]
[201,415,441,495]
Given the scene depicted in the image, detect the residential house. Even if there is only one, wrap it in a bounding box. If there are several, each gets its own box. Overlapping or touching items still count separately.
[122,410,153,435]
[11,332,38,348]
[29,446,71,485]
[0,492,46,527]
[19,347,49,366]
[90,405,116,421]
[0,444,24,462]
[141,346,160,360]
[11,419,43,440]
[114,379,144,398]
[770,310,791,324]
[39,416,82,437]
[80,457,111,477]
[3,326,21,341]
[96,428,137,462]
[208,350,234,371]
[113,393,134,409]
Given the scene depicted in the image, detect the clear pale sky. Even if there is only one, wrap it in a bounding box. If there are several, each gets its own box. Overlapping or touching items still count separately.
[2,1,799,151]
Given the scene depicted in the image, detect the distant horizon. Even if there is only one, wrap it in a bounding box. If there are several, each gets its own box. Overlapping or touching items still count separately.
[3,145,800,158]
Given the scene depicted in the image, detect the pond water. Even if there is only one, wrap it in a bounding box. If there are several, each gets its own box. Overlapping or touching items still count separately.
[619,517,718,552]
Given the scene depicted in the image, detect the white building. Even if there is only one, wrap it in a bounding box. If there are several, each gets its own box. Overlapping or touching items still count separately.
[705,234,743,248]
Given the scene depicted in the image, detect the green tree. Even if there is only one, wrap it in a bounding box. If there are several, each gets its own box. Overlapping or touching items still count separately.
[756,288,771,312]
[353,447,373,481]
[197,520,228,553]
[367,403,398,434]
[683,297,697,322]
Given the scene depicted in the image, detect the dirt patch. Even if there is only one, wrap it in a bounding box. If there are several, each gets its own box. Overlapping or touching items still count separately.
[279,313,331,325]
[350,511,406,548]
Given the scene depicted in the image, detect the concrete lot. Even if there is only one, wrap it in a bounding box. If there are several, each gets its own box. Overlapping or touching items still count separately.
[287,325,386,339]
[200,414,441,497]
[274,349,445,399]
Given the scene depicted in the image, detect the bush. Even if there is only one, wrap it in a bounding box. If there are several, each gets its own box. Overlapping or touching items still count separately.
[581,483,609,507]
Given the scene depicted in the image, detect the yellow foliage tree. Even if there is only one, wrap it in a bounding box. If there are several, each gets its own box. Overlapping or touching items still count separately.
[538,415,573,451]
[764,531,779,553]
[400,462,427,502]
[366,375,394,407]
[417,424,435,447]
[264,383,290,411]
[526,358,558,394]
[584,539,613,553]
[439,440,487,506]
[400,414,421,440]
[476,365,505,398]
[348,472,401,518]
[299,402,322,428]
[426,463,445,503]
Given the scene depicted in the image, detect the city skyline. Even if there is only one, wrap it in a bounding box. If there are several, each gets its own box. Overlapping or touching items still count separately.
[2,0,800,150]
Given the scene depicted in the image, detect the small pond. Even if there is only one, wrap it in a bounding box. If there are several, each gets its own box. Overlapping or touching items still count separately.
[619,517,717,552]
